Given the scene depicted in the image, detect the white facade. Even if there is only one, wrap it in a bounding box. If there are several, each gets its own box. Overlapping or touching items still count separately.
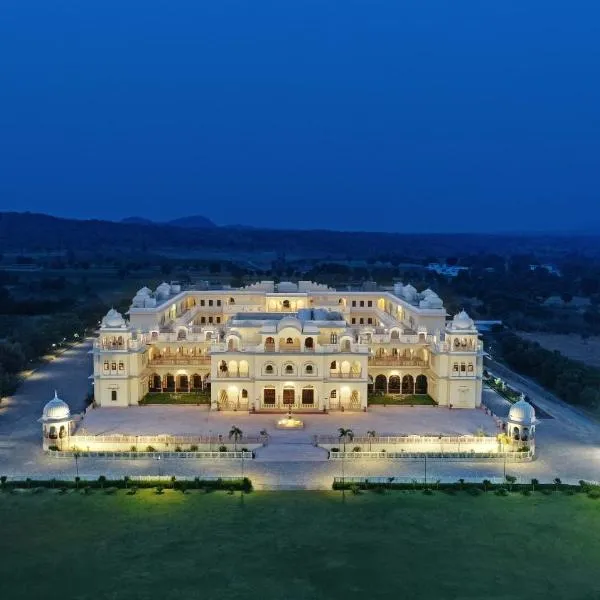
[91,281,484,411]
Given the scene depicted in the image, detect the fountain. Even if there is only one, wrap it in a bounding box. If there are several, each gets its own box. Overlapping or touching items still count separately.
[276,408,304,430]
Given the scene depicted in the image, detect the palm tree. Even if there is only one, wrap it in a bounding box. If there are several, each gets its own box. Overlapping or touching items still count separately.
[505,475,516,491]
[482,479,491,493]
[124,475,130,490]
[229,426,243,451]
[98,475,106,489]
[554,477,562,492]
[1,475,7,490]
[531,478,539,492]
[367,430,376,452]
[338,428,354,452]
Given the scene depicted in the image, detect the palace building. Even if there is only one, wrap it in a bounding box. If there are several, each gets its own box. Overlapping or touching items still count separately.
[91,281,483,411]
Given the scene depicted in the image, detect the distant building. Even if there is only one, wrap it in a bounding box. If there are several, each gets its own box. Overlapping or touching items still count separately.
[92,281,483,411]
[529,264,562,277]
[427,263,470,278]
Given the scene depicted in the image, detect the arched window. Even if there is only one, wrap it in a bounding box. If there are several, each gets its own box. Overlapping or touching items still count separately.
[241,389,248,399]
[330,360,337,370]
[330,390,337,398]
[118,362,124,371]
[330,333,338,344]
[283,300,291,309]
[415,374,428,395]
[305,364,314,374]
[285,364,294,374]
[304,337,314,349]
[286,337,294,344]
[103,361,109,371]
[229,297,235,305]
[467,363,474,372]
[265,364,274,374]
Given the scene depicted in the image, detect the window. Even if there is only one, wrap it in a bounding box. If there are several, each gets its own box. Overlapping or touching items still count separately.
[330,390,337,399]
[305,365,314,374]
[285,364,294,374]
[460,363,466,372]
[216,317,221,324]
[352,300,357,307]
[216,299,221,306]
[229,297,235,305]
[283,300,290,309]
[330,360,337,369]
[241,389,248,399]
[453,363,459,373]
[118,362,124,371]
[111,390,117,402]
[360,300,365,307]
[208,316,213,323]
[103,361,109,371]
[111,362,117,371]
[359,318,364,324]
[367,318,372,325]
[302,388,314,405]
[286,337,293,344]
[201,316,206,324]
[200,300,205,306]
[330,333,338,344]
[351,318,356,324]
[265,364,274,374]
[368,300,372,307]
[467,363,474,372]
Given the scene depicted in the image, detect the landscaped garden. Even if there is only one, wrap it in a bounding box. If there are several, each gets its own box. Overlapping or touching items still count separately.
[139,391,210,405]
[2,488,600,599]
[368,393,436,406]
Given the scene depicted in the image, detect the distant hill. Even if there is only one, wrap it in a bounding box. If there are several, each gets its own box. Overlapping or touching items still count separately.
[1,211,599,259]
[121,216,155,225]
[121,215,216,229]
[166,215,216,229]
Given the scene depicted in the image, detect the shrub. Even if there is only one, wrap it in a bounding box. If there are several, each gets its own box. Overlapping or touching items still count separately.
[48,445,60,451]
[105,487,117,495]
[350,484,361,495]
[174,446,182,452]
[587,489,600,500]
[467,487,482,497]
[495,487,508,496]
[127,486,138,496]
[541,489,552,496]
[146,446,156,452]
[219,445,227,452]
[330,447,339,452]
[130,445,137,452]
[190,445,199,452]
[156,485,164,495]
[521,489,531,496]
[352,446,361,452]
[423,488,433,495]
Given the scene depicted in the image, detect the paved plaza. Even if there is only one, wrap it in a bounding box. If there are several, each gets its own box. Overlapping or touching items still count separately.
[3,339,600,489]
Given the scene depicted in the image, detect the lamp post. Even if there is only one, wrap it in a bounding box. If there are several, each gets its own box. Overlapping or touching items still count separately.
[424,454,427,486]
[209,429,212,452]
[156,454,162,477]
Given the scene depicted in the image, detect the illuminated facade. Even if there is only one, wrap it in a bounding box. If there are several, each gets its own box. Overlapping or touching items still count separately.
[92,281,483,411]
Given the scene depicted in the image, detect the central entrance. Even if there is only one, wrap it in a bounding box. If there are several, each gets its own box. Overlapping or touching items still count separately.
[283,387,295,405]
[302,387,314,406]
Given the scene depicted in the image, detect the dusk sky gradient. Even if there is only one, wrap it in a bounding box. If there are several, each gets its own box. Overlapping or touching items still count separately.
[1,1,599,232]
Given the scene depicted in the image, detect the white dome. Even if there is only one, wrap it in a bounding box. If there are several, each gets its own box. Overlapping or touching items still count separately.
[421,288,436,298]
[277,316,303,332]
[277,281,298,293]
[101,308,126,328]
[137,286,152,296]
[42,391,71,421]
[450,310,475,330]
[508,399,536,425]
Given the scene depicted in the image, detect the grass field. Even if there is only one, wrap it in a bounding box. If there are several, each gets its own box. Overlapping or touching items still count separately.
[2,491,600,599]
[517,331,600,368]
[139,392,211,405]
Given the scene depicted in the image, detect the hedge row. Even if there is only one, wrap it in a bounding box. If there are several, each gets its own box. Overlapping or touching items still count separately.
[0,476,253,493]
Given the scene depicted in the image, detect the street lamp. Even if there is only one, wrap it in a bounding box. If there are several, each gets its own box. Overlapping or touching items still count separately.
[156,454,162,476]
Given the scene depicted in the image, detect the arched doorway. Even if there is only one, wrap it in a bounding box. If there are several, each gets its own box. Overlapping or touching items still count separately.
[165,374,175,392]
[388,375,401,394]
[302,387,314,406]
[177,374,189,392]
[283,386,295,406]
[263,387,276,407]
[192,374,202,390]
[401,374,414,395]
[305,337,314,350]
[374,375,387,393]
[415,374,428,395]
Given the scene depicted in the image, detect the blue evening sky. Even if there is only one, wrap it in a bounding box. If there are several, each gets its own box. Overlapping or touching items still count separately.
[0,1,599,232]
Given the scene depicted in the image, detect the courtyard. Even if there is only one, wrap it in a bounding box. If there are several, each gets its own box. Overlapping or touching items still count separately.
[77,404,500,438]
[2,490,600,600]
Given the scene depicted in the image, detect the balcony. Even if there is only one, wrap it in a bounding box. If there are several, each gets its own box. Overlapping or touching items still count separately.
[148,356,211,366]
[368,357,427,367]
[216,371,250,379]
[328,372,363,379]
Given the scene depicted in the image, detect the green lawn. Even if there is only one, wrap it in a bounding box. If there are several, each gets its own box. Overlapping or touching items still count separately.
[139,392,210,405]
[368,393,436,405]
[2,491,600,599]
